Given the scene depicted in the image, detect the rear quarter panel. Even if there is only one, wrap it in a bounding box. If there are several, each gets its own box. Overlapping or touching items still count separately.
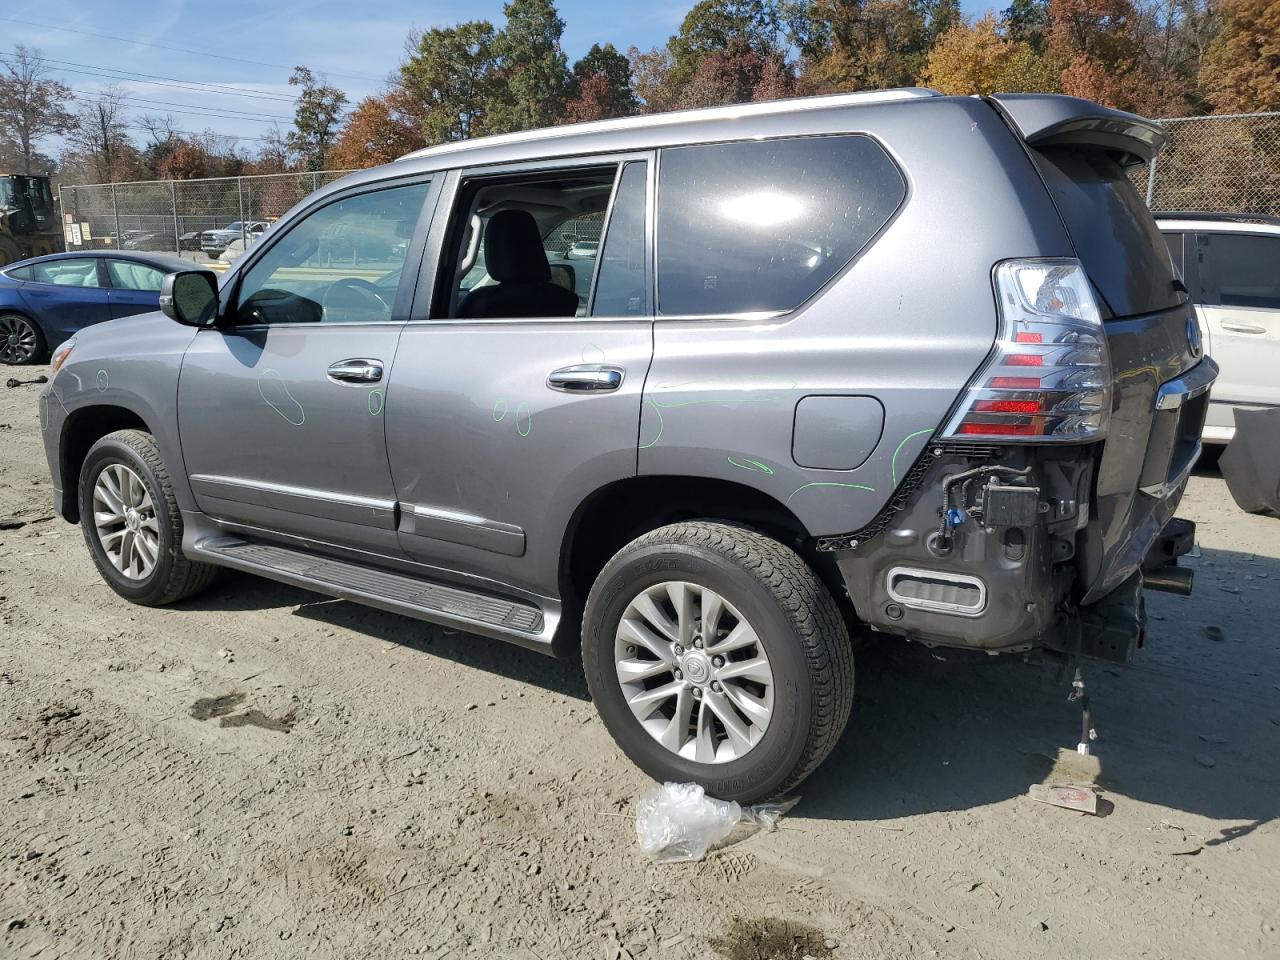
[639,98,1073,536]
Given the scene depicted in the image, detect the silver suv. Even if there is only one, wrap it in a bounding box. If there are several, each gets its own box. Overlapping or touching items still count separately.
[39,90,1215,801]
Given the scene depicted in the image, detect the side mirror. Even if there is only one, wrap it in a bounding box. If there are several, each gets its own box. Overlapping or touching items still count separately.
[159,270,219,327]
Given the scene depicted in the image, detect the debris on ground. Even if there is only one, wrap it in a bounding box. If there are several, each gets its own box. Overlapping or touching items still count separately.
[5,376,48,388]
[1028,783,1099,814]
[635,782,796,863]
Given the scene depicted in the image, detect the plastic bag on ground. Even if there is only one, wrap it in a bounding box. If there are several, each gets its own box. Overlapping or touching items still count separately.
[634,782,797,863]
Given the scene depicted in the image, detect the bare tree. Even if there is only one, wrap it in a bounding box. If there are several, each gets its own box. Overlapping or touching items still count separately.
[68,88,130,182]
[138,113,179,151]
[0,45,76,174]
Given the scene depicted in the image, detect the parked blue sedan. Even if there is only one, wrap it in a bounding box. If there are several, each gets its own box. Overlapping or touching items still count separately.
[0,251,193,365]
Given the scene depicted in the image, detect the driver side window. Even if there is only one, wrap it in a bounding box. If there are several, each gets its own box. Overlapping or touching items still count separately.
[233,180,429,325]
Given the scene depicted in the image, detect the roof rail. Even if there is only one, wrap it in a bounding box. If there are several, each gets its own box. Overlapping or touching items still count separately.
[398,88,941,162]
[1153,210,1280,226]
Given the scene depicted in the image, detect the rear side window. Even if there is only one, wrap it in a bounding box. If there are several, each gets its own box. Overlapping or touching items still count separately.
[5,265,32,281]
[656,135,905,315]
[29,258,103,288]
[591,161,648,316]
[1032,147,1181,317]
[1196,232,1280,310]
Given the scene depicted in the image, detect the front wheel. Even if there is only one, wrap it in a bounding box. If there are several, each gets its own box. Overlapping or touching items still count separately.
[78,429,218,606]
[583,522,854,803]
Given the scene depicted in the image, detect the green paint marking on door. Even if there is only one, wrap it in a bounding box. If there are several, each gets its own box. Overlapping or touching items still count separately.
[368,389,385,417]
[492,399,508,422]
[639,398,664,449]
[515,402,532,437]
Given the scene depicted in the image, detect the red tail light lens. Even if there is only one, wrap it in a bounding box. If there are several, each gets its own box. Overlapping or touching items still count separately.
[944,259,1111,443]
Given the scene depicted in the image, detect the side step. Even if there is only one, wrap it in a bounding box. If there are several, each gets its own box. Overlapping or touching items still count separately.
[191,537,555,652]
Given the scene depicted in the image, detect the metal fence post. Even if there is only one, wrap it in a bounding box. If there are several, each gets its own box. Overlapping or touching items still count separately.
[313,171,320,193]
[1145,154,1158,207]
[111,183,121,249]
[237,176,246,248]
[170,180,180,255]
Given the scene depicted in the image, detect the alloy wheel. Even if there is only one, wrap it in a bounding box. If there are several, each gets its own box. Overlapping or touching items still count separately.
[0,315,38,364]
[93,463,161,580]
[614,581,775,764]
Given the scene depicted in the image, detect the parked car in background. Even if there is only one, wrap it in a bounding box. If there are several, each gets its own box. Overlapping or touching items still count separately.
[200,221,267,256]
[39,91,1214,802]
[1157,212,1280,444]
[0,251,190,364]
[567,239,599,259]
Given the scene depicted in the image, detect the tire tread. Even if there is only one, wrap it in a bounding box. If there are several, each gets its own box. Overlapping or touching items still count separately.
[81,429,217,605]
[586,521,854,799]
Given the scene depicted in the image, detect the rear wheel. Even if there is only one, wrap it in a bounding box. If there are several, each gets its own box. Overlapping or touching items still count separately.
[78,429,218,606]
[583,521,854,803]
[0,313,45,365]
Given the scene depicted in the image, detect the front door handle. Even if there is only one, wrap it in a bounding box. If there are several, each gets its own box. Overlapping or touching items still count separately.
[547,364,624,392]
[327,358,383,384]
[1221,321,1266,335]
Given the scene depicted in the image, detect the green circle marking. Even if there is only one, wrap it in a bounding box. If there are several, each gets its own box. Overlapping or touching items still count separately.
[515,402,532,437]
[368,389,385,416]
[492,398,508,422]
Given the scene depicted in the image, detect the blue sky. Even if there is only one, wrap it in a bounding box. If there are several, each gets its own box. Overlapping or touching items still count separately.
[4,1,992,150]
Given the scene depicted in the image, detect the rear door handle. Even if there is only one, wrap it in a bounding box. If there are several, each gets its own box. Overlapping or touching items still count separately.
[327,358,383,383]
[1221,321,1266,335]
[547,364,624,392]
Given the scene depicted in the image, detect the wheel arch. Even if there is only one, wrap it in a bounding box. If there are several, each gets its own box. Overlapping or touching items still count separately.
[558,475,847,619]
[58,404,152,523]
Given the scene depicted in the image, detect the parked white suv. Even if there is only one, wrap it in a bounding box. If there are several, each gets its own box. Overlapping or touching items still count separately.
[1157,213,1280,444]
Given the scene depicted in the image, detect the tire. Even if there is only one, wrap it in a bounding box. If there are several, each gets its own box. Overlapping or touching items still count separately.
[0,312,46,365]
[78,429,218,606]
[0,235,21,269]
[582,521,854,803]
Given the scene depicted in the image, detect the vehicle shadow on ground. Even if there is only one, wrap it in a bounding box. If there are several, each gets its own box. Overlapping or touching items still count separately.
[183,547,1278,837]
[180,571,590,700]
[805,543,1280,841]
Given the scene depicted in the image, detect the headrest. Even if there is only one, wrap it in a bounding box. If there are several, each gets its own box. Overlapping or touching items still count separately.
[484,209,550,283]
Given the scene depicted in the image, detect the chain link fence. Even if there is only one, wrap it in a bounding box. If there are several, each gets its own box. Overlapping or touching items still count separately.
[1140,112,1280,216]
[57,171,355,265]
[51,113,1280,265]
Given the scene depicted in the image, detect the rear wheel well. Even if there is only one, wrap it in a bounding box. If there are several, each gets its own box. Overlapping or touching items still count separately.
[559,476,847,619]
[59,406,150,522]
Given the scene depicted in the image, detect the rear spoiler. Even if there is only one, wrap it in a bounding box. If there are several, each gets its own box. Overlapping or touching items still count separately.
[984,94,1165,166]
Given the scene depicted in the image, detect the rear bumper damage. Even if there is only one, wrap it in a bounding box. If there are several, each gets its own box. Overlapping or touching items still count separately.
[832,361,1215,664]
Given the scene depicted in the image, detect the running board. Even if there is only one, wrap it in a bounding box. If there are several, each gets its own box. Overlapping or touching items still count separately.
[191,537,555,652]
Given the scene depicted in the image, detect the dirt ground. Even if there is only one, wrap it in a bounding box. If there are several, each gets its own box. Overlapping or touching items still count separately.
[1,378,1277,960]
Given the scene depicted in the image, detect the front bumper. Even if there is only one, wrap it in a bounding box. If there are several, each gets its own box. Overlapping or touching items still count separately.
[38,381,71,520]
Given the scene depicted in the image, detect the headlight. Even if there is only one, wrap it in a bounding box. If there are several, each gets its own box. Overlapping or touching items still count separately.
[50,338,76,375]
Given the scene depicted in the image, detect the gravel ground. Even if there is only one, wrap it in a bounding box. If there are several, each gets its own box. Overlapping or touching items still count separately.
[1,379,1278,960]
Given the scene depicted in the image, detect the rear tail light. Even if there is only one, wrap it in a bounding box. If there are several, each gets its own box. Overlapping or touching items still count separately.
[944,259,1111,442]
